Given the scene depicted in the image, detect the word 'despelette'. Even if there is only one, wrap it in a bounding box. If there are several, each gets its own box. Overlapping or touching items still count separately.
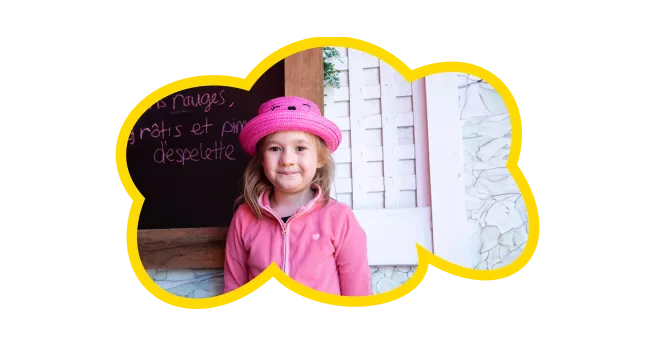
[154,140,235,165]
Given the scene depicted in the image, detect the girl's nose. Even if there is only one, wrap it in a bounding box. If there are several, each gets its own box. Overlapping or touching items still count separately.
[280,150,296,165]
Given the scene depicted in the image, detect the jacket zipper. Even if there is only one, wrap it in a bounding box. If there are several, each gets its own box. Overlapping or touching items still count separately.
[282,225,290,275]
[261,202,314,276]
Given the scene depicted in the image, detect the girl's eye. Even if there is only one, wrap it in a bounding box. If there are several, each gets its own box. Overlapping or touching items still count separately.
[269,146,281,152]
[297,146,307,152]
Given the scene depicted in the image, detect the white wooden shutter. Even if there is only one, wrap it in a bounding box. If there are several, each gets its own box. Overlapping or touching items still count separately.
[326,48,433,265]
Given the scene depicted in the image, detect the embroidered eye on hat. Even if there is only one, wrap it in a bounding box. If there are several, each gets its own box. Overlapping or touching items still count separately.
[238,96,342,156]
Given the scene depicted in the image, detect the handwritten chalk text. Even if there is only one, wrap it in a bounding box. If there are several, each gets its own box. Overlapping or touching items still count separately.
[129,121,183,145]
[149,90,230,113]
[130,116,245,144]
[129,114,247,165]
[221,119,247,137]
[153,140,236,165]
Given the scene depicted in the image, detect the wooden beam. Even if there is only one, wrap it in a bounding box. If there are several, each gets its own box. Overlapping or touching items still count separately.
[138,227,227,269]
[284,48,324,112]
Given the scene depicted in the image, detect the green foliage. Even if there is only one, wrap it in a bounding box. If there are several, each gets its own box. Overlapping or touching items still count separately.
[324,47,343,90]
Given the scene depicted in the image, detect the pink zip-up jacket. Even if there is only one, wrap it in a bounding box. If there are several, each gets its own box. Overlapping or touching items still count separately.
[223,185,372,296]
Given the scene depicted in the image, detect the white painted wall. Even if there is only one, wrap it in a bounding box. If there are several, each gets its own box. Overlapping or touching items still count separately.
[324,47,433,268]
[328,49,435,292]
[423,73,476,268]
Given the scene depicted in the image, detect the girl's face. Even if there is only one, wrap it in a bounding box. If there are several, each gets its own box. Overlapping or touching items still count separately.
[261,131,324,196]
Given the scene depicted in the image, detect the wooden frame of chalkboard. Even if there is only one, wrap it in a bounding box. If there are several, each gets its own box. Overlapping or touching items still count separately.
[133,48,324,269]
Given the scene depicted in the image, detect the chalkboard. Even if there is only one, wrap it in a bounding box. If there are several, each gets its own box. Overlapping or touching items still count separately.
[127,61,285,229]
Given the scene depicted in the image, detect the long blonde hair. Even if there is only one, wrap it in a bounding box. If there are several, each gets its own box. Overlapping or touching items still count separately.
[234,133,335,219]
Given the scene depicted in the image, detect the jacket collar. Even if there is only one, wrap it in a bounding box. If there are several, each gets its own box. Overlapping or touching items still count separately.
[258,184,323,220]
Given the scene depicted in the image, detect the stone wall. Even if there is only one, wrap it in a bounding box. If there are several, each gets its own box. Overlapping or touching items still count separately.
[458,74,529,269]
[147,266,419,297]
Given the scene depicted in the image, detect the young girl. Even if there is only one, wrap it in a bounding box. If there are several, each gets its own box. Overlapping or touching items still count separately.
[222,96,371,296]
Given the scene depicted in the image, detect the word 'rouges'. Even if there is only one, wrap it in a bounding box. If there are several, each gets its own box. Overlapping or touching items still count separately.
[148,90,232,113]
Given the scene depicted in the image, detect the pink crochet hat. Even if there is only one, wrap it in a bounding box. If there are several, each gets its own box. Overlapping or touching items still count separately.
[239,96,342,156]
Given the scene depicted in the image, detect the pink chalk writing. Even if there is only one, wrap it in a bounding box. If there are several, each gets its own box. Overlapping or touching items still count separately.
[129,117,243,146]
[128,115,244,165]
[129,121,183,146]
[190,117,215,136]
[172,90,226,112]
[153,140,236,165]
[145,88,234,114]
[221,119,247,137]
[147,100,167,111]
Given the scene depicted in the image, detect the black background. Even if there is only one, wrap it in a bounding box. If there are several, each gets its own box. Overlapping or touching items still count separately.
[127,61,284,229]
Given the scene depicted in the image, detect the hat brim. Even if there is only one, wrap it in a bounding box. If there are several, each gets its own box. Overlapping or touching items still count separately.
[239,111,342,156]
